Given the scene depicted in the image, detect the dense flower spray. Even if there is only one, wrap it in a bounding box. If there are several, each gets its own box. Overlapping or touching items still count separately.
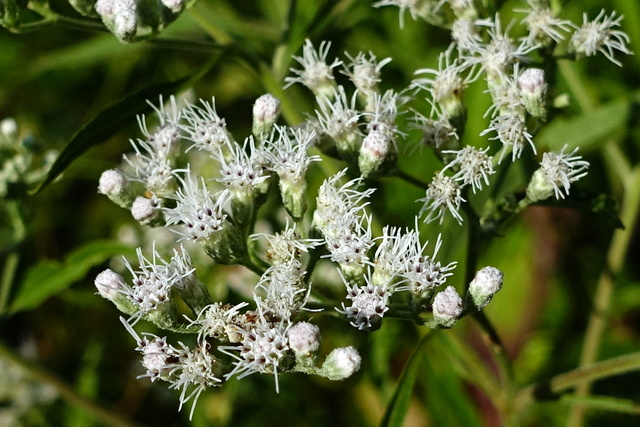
[92,1,631,418]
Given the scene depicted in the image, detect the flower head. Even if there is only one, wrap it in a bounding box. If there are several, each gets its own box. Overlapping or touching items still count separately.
[527,145,589,201]
[285,39,342,98]
[570,10,632,66]
[418,172,465,224]
[442,145,494,193]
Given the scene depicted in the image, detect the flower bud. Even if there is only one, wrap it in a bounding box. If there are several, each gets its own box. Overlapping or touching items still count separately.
[526,168,555,202]
[468,266,503,310]
[319,346,361,381]
[94,269,139,316]
[131,196,164,226]
[99,169,136,208]
[288,322,321,361]
[432,286,463,328]
[252,94,281,138]
[518,68,547,119]
[358,129,396,178]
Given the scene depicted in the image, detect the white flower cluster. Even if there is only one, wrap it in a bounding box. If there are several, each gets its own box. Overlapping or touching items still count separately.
[93,0,630,412]
[370,0,631,223]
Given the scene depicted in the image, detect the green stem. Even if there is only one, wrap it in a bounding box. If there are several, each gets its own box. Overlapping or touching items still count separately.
[0,201,27,315]
[390,168,429,190]
[515,351,640,411]
[0,340,139,427]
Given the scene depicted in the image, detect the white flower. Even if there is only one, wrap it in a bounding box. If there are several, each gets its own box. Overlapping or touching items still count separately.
[537,145,589,199]
[119,245,189,321]
[252,222,322,265]
[395,233,457,298]
[341,52,392,96]
[320,346,361,380]
[518,4,573,48]
[213,137,269,202]
[255,257,308,321]
[137,96,182,158]
[373,0,422,28]
[94,269,127,300]
[313,85,362,150]
[191,302,250,342]
[484,65,526,118]
[570,10,632,67]
[284,39,342,98]
[123,140,175,197]
[168,342,222,419]
[181,98,232,154]
[323,213,374,269]
[442,145,494,193]
[164,174,230,243]
[336,272,391,331]
[219,307,290,392]
[264,125,320,184]
[481,113,535,163]
[287,321,321,357]
[411,47,470,113]
[418,172,465,224]
[463,15,535,82]
[313,169,375,239]
[411,111,459,151]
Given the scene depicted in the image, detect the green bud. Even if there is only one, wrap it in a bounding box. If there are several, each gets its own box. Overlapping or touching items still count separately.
[467,266,503,310]
[519,68,547,119]
[99,169,136,209]
[526,168,554,202]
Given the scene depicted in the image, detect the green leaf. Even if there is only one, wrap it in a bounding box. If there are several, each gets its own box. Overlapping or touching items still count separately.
[9,240,136,313]
[421,341,483,427]
[536,97,632,153]
[380,333,430,427]
[31,55,220,194]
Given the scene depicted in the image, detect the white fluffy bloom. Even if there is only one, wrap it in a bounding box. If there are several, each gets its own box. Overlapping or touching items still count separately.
[418,172,465,224]
[481,113,535,163]
[181,98,233,154]
[284,39,342,98]
[137,96,182,158]
[442,145,494,193]
[570,10,632,66]
[336,272,391,331]
[341,52,392,96]
[395,234,457,298]
[163,175,230,243]
[532,145,589,200]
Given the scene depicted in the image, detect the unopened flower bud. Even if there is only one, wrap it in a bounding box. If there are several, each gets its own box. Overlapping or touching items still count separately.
[320,346,361,381]
[468,266,503,310]
[432,286,463,328]
[112,0,137,42]
[526,168,555,202]
[160,0,183,13]
[358,129,396,178]
[131,196,163,226]
[518,68,547,119]
[94,269,138,316]
[99,169,136,208]
[252,94,281,137]
[95,268,126,299]
[288,322,321,360]
[280,178,308,220]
